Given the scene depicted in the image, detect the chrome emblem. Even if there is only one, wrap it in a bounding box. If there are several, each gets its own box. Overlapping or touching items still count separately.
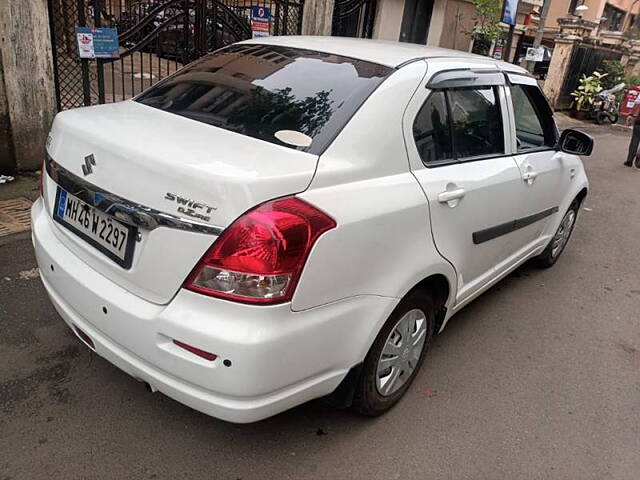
[82,154,96,176]
[165,193,217,223]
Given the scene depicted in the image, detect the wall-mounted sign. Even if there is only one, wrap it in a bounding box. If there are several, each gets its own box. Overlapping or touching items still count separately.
[525,46,545,62]
[251,6,270,38]
[501,0,520,26]
[75,27,120,59]
[493,39,505,60]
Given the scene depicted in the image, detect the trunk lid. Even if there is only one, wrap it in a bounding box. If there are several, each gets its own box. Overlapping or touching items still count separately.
[45,101,318,304]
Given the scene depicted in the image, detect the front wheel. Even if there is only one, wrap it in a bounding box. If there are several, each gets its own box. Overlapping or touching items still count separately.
[353,290,435,416]
[535,202,579,268]
[595,111,609,124]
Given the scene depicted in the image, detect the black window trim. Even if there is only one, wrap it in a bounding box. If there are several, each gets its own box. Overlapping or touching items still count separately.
[415,84,507,168]
[513,146,556,156]
[426,68,506,89]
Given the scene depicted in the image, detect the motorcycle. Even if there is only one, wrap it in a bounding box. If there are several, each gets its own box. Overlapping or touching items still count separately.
[591,83,625,124]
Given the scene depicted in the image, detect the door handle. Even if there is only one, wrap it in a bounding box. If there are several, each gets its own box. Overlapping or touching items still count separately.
[522,170,538,184]
[438,187,466,207]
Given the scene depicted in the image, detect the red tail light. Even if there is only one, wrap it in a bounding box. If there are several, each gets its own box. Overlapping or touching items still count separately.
[184,197,336,305]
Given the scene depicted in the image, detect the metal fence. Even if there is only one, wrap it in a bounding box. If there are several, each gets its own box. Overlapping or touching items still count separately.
[558,43,623,109]
[48,0,305,110]
[332,0,378,39]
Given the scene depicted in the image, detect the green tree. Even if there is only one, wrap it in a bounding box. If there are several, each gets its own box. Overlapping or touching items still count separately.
[469,0,504,56]
[598,60,625,90]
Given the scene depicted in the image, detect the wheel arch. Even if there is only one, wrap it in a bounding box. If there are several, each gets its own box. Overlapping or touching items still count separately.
[409,273,452,333]
[575,187,588,206]
[325,272,454,409]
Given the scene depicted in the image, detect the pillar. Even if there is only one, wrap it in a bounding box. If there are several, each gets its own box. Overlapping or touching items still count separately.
[543,17,596,109]
[0,54,14,174]
[543,38,576,109]
[301,0,336,36]
[0,0,56,172]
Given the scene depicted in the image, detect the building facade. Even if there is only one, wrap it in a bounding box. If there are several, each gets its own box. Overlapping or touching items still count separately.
[546,0,640,38]
[366,0,542,62]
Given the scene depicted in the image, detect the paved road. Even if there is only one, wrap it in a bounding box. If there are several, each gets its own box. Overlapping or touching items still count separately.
[1,123,639,479]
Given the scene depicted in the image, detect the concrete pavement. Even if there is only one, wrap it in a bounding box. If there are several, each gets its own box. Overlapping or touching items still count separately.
[0,122,639,479]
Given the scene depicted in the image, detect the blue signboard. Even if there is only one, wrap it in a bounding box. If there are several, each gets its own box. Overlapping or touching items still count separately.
[75,27,120,59]
[251,6,270,38]
[251,6,271,22]
[501,0,520,26]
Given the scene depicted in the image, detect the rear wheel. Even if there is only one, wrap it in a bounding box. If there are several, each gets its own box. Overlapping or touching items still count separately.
[353,290,435,416]
[535,202,579,268]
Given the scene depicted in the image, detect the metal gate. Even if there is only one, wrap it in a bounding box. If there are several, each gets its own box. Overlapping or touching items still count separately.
[332,0,378,39]
[558,43,622,109]
[48,0,304,110]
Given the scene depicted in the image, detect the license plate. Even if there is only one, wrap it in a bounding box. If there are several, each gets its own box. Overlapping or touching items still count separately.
[54,187,136,269]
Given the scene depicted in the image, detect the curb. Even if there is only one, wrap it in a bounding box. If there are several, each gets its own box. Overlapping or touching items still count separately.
[610,123,633,132]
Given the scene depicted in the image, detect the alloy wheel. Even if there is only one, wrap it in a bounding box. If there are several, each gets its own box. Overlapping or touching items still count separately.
[551,209,576,258]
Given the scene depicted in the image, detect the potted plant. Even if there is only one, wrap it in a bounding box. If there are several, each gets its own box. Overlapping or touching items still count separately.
[468,0,504,57]
[570,72,606,119]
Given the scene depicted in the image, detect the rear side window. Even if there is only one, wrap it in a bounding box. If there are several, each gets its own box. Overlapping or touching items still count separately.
[135,44,392,154]
[412,91,452,164]
[413,86,504,165]
[509,84,557,150]
[448,87,503,159]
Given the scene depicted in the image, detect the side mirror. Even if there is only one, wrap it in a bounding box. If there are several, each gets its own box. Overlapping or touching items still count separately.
[557,129,594,156]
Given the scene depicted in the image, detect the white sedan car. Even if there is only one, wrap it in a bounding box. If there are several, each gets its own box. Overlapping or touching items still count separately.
[32,36,592,423]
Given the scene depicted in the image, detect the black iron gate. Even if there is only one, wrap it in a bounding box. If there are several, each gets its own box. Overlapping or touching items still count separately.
[558,43,622,109]
[48,0,304,110]
[332,0,378,39]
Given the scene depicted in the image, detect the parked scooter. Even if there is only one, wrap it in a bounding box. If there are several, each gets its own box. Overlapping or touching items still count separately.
[591,83,625,124]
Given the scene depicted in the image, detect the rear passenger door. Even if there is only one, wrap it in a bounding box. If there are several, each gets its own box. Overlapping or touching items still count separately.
[405,67,524,306]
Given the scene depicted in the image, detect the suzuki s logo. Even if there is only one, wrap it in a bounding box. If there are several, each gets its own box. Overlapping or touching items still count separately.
[82,154,96,176]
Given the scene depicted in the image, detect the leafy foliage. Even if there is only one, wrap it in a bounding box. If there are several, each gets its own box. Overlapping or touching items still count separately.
[570,72,606,111]
[598,60,625,90]
[624,75,640,87]
[458,0,504,56]
[470,0,504,43]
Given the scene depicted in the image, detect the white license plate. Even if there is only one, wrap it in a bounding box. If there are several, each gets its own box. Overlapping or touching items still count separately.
[54,188,136,268]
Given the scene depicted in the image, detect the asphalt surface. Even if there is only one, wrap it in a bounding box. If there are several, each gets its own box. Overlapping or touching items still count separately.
[1,122,639,479]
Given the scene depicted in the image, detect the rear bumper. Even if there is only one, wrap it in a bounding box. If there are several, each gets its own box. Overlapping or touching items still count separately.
[32,199,397,423]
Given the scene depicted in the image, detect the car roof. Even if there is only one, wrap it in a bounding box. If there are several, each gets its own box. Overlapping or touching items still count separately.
[239,36,528,74]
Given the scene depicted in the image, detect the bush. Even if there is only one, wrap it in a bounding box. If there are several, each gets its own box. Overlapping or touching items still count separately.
[570,72,606,111]
[624,75,640,88]
[598,60,625,90]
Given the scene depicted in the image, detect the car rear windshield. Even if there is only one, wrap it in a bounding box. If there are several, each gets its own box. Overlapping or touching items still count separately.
[135,44,392,154]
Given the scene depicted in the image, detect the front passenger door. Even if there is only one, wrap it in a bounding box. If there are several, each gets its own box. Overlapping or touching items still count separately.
[505,76,566,255]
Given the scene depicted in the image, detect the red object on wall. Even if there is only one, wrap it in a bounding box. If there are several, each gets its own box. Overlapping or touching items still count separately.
[620,86,640,116]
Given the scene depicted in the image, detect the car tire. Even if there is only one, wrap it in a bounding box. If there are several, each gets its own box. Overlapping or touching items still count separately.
[353,290,435,416]
[535,201,579,268]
